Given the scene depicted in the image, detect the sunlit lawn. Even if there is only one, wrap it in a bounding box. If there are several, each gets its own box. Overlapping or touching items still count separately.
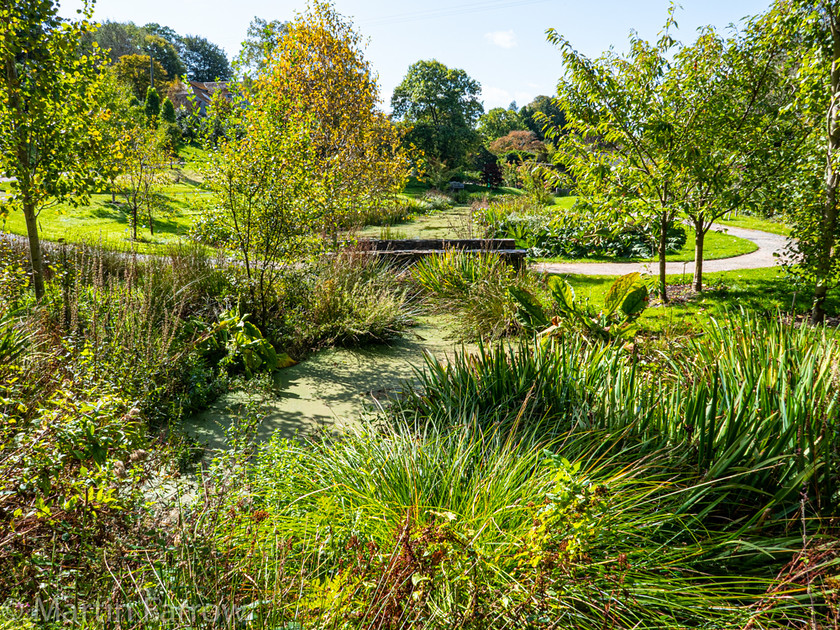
[559,266,837,333]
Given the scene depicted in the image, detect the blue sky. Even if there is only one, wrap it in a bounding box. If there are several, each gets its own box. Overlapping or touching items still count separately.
[59,0,773,111]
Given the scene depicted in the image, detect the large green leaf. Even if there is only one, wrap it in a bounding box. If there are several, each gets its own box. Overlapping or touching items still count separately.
[604,272,648,319]
[547,276,576,314]
[509,287,549,330]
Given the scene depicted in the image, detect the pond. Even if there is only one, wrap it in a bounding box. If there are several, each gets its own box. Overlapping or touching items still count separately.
[183,315,474,450]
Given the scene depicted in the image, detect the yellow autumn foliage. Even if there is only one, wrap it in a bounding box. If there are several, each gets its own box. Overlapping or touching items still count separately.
[253,0,409,236]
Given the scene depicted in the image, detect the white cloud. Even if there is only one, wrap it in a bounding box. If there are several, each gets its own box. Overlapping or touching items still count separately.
[483,86,513,110]
[485,30,517,49]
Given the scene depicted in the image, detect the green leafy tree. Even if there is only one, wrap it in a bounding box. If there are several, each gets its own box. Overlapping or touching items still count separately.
[391,59,483,169]
[671,28,799,291]
[0,0,106,300]
[144,85,161,122]
[112,53,167,99]
[182,35,231,81]
[205,105,320,322]
[760,1,840,323]
[91,70,136,202]
[234,16,287,79]
[92,20,145,62]
[143,22,181,48]
[160,96,176,124]
[118,123,170,240]
[520,95,566,141]
[478,107,526,142]
[143,33,185,79]
[547,9,793,301]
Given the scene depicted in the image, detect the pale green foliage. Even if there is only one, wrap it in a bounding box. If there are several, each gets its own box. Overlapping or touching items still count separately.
[547,8,794,296]
[117,123,171,239]
[0,0,107,299]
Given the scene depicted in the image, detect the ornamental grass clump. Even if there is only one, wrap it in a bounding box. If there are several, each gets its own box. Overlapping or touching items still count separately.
[411,250,540,340]
[113,420,837,629]
[396,310,840,520]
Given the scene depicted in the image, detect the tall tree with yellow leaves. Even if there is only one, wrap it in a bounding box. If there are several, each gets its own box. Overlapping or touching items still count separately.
[256,0,408,238]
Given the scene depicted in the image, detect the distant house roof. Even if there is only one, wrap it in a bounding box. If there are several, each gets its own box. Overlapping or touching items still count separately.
[167,81,233,116]
[189,81,231,108]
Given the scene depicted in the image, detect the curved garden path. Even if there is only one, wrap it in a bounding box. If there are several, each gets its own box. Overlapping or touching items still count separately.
[533,224,788,276]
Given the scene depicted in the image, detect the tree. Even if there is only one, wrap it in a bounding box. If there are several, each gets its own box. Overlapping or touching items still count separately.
[669,28,799,291]
[160,97,176,124]
[182,35,231,81]
[391,59,483,169]
[0,0,105,300]
[758,1,840,323]
[478,106,525,142]
[144,85,161,122]
[112,54,167,99]
[118,123,170,240]
[547,9,793,301]
[92,20,144,63]
[90,70,136,203]
[143,33,185,80]
[234,16,287,79]
[258,0,408,237]
[472,146,503,187]
[205,103,319,322]
[489,130,546,161]
[520,95,566,141]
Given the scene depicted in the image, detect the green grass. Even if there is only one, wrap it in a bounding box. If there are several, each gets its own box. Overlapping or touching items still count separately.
[1,192,206,254]
[403,176,522,198]
[0,144,210,254]
[556,266,838,333]
[716,213,792,236]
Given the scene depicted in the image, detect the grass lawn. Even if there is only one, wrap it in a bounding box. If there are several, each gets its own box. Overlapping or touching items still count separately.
[403,176,522,198]
[558,266,838,333]
[716,213,791,236]
[1,191,207,254]
[0,144,210,254]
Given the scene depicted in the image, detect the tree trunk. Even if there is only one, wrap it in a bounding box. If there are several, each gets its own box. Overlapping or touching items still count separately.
[148,207,154,236]
[23,199,46,301]
[658,211,669,304]
[131,205,138,240]
[693,220,705,292]
[6,54,45,301]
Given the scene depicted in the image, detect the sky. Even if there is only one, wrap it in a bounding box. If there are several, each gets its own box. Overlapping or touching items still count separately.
[58,0,773,111]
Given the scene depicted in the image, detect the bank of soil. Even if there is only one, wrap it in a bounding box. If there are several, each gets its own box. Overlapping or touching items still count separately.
[184,315,475,450]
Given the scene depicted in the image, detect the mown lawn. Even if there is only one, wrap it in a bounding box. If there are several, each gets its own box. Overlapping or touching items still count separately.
[0,144,210,254]
[716,213,792,236]
[559,266,838,333]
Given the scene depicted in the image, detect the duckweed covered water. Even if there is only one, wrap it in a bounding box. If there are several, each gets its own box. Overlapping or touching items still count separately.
[184,315,474,450]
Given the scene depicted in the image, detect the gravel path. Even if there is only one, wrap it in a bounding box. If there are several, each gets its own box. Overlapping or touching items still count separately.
[533,224,788,276]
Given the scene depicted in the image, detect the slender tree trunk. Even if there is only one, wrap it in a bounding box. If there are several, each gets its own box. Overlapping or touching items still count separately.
[693,220,706,292]
[6,52,45,301]
[131,205,138,240]
[148,207,154,236]
[22,199,46,301]
[812,12,840,324]
[658,211,670,304]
